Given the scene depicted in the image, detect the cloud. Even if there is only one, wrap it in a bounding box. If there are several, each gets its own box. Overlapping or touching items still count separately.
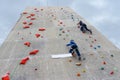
[89,0,108,9]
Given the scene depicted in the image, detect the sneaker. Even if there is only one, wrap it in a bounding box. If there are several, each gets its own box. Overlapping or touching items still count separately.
[78,56,81,61]
[72,52,76,57]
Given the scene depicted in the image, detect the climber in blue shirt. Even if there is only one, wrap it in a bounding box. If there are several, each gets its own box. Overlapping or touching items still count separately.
[66,40,81,60]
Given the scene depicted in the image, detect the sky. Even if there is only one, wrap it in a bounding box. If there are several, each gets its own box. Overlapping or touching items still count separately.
[0,0,120,49]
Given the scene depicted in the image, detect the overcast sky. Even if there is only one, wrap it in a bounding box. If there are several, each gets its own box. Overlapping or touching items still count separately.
[0,0,120,49]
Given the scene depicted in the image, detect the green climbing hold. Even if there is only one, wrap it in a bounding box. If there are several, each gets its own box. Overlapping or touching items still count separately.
[101,67,104,70]
[59,34,62,36]
[83,58,86,60]
[114,67,118,71]
[111,54,114,57]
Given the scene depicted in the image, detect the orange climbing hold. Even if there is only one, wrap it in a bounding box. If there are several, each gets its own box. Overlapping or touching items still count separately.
[20,57,29,65]
[77,73,81,77]
[35,34,40,38]
[24,42,31,47]
[2,73,10,80]
[39,28,46,31]
[29,49,39,55]
[23,26,30,29]
[28,22,33,25]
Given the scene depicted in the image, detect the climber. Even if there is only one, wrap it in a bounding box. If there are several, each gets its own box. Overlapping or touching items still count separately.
[77,21,92,34]
[66,40,81,60]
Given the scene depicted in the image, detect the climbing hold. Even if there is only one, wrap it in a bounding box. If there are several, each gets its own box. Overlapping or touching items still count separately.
[29,32,32,34]
[30,14,35,16]
[69,59,72,62]
[23,26,30,29]
[91,41,94,43]
[34,8,37,10]
[38,28,46,31]
[82,69,86,73]
[60,22,63,24]
[24,42,31,47]
[29,49,39,55]
[76,63,81,66]
[28,22,33,25]
[59,34,62,36]
[110,71,114,75]
[89,36,92,38]
[23,21,27,24]
[101,67,104,70]
[90,53,94,55]
[77,73,81,77]
[20,57,29,65]
[41,36,43,38]
[35,34,40,38]
[94,39,97,41]
[2,73,10,80]
[62,31,65,33]
[100,56,104,58]
[31,18,36,20]
[22,12,27,14]
[66,34,69,37]
[103,61,106,65]
[83,58,86,60]
[114,67,118,71]
[67,30,70,32]
[111,54,114,57]
[98,45,101,48]
[78,26,80,28]
[63,38,66,40]
[85,39,88,41]
[94,47,97,50]
[59,28,63,31]
[35,68,37,71]
[90,45,93,47]
[21,38,24,40]
[41,9,43,11]
[26,16,31,18]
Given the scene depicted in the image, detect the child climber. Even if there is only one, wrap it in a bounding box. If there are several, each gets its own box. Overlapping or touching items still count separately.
[78,21,92,34]
[66,40,81,60]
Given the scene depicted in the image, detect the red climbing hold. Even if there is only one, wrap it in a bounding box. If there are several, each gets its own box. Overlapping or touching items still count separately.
[2,73,10,80]
[28,22,33,25]
[23,12,27,14]
[60,22,63,24]
[23,26,30,29]
[90,45,93,47]
[29,49,39,55]
[103,61,106,65]
[20,57,29,65]
[94,39,97,41]
[23,21,27,24]
[31,18,36,20]
[35,34,40,38]
[34,8,37,10]
[110,71,114,75]
[30,14,35,16]
[24,42,31,47]
[38,28,46,31]
[26,16,31,18]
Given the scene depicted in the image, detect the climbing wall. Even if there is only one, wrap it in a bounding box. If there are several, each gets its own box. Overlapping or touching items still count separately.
[0,7,120,80]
